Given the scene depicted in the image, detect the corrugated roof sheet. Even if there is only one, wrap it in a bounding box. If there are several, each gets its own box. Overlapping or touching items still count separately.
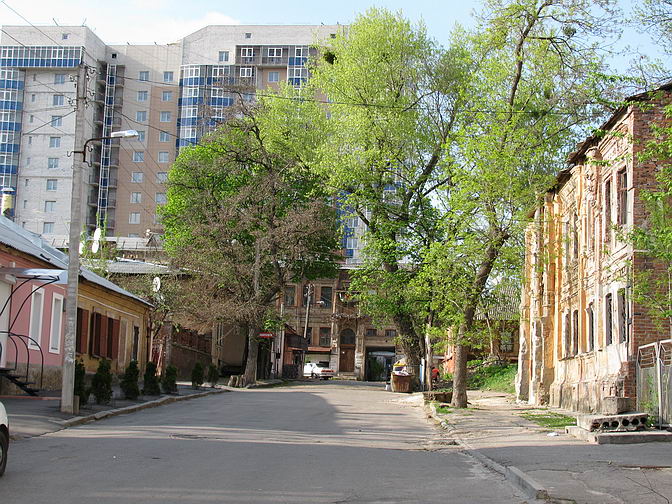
[0,216,152,307]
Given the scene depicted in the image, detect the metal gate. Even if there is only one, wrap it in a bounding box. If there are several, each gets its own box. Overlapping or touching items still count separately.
[637,339,672,427]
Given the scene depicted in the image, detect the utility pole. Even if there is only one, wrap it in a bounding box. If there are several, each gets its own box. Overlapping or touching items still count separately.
[61,63,88,414]
[302,284,313,372]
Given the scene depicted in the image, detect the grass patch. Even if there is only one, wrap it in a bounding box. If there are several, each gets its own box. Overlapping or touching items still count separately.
[435,403,453,414]
[467,364,517,394]
[519,410,576,428]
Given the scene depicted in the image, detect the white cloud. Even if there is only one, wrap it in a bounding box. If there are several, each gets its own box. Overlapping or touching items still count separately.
[0,0,240,45]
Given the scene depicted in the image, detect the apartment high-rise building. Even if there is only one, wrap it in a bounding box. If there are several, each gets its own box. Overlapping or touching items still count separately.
[0,24,343,243]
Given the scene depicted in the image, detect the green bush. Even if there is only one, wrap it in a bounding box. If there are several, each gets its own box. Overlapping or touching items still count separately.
[142,361,161,396]
[120,361,140,400]
[162,365,178,394]
[191,362,204,389]
[91,359,113,404]
[467,363,517,394]
[207,363,219,388]
[74,359,88,405]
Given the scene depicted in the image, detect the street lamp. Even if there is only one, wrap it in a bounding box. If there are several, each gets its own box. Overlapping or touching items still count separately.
[61,129,138,414]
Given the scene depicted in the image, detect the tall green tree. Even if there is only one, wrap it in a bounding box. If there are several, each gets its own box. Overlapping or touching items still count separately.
[162,90,339,385]
[309,8,473,374]
[427,0,619,407]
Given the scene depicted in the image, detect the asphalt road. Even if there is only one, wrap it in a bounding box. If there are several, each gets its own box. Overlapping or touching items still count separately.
[0,381,524,503]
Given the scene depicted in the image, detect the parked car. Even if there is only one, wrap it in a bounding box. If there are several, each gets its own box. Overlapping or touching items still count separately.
[303,362,335,380]
[0,400,8,477]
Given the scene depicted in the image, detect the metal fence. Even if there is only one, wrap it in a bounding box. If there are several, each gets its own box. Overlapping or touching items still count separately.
[637,339,672,426]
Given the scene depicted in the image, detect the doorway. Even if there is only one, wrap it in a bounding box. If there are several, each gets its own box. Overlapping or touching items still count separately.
[365,348,395,381]
[339,328,355,372]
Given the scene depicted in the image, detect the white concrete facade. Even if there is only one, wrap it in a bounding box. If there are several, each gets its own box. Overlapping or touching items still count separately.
[0,24,342,242]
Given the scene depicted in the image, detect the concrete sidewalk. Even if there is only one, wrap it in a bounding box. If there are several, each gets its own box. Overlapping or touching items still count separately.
[1,383,226,439]
[430,390,672,503]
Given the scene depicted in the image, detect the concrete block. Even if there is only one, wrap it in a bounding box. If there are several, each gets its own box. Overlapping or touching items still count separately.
[577,412,648,432]
[601,396,634,415]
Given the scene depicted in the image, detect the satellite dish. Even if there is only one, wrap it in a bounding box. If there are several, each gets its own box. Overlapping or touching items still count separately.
[91,227,101,253]
[152,276,161,292]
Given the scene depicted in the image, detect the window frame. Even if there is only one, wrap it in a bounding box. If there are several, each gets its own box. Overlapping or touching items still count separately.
[49,293,64,353]
[28,290,44,350]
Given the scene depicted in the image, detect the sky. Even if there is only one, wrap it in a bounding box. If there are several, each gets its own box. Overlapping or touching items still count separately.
[0,0,666,67]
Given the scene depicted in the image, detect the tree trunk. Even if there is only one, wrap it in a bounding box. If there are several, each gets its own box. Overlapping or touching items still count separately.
[451,328,469,407]
[451,230,508,408]
[393,312,424,391]
[243,325,260,386]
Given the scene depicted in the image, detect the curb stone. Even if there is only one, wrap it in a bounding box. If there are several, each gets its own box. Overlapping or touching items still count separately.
[426,402,550,501]
[60,389,227,428]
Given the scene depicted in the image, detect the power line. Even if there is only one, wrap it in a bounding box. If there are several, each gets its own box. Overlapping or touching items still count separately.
[22,109,76,135]
[121,74,582,116]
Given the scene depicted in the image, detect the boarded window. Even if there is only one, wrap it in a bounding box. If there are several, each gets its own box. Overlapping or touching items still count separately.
[617,169,628,226]
[604,179,612,244]
[587,303,595,352]
[605,294,613,345]
[618,289,627,343]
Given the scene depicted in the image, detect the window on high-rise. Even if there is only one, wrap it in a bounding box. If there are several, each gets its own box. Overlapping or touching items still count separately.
[137,90,148,102]
[131,172,143,183]
[51,115,62,127]
[268,47,282,58]
[46,179,58,191]
[44,201,55,212]
[161,91,172,102]
[49,137,61,148]
[43,222,55,233]
[159,131,170,142]
[156,172,168,183]
[47,157,59,169]
[241,47,254,58]
[139,71,149,81]
[218,51,229,62]
[132,151,144,162]
[158,151,169,163]
[129,212,141,224]
[244,32,252,39]
[54,74,65,84]
[160,111,171,122]
[137,130,146,142]
[53,94,64,106]
[268,71,279,83]
[61,33,69,40]
[240,67,252,78]
[130,192,142,204]
[163,71,173,82]
[136,111,147,122]
[295,47,305,57]
[155,192,167,204]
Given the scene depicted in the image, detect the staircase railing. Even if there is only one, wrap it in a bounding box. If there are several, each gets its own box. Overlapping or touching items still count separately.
[0,330,45,390]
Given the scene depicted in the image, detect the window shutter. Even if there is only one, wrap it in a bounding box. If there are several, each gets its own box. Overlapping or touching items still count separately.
[111,318,120,360]
[76,308,89,354]
[100,315,109,358]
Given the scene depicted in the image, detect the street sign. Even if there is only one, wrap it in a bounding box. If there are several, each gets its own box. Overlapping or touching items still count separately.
[259,332,274,339]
